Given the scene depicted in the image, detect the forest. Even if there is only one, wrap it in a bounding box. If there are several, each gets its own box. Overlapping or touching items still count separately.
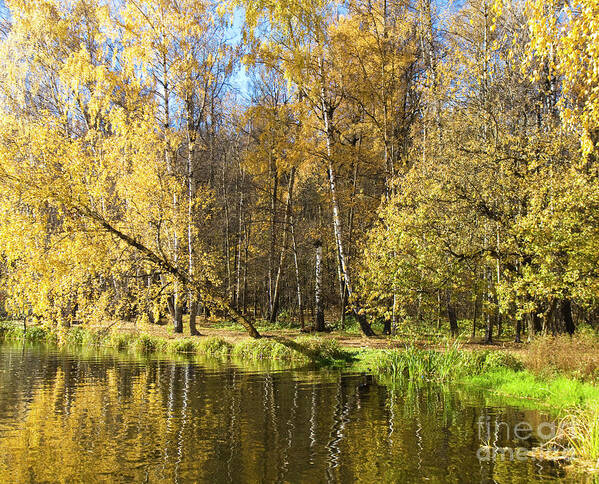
[0,0,597,343]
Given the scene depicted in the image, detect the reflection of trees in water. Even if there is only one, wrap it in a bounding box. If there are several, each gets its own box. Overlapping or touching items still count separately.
[0,347,566,483]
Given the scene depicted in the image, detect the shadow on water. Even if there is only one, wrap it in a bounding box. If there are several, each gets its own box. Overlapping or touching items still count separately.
[0,342,592,483]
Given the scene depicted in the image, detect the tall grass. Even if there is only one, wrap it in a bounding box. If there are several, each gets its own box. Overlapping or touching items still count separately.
[0,322,346,364]
[0,321,56,344]
[561,404,599,467]
[365,342,523,382]
[526,333,599,382]
[232,338,307,362]
[231,336,343,364]
[108,332,136,351]
[167,338,198,354]
[131,333,166,354]
[195,336,232,357]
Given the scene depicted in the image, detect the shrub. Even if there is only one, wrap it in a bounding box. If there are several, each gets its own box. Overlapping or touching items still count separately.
[62,326,87,346]
[80,329,108,347]
[233,338,293,361]
[482,351,523,372]
[293,336,345,361]
[0,322,54,344]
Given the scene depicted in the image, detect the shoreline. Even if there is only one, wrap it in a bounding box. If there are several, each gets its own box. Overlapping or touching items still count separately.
[2,320,599,471]
[1,320,598,409]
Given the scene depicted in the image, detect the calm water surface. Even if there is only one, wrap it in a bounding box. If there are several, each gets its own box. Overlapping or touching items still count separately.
[0,343,588,483]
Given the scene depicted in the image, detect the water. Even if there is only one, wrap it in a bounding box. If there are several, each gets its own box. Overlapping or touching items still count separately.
[0,343,586,483]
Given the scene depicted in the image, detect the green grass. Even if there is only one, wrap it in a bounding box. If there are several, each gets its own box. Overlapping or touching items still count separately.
[561,404,599,466]
[0,321,57,343]
[108,332,136,350]
[462,368,599,410]
[195,336,232,357]
[349,343,523,383]
[230,336,346,365]
[130,333,166,354]
[232,338,307,362]
[167,338,198,354]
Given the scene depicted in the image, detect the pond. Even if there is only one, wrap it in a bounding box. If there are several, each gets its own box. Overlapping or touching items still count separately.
[0,343,586,483]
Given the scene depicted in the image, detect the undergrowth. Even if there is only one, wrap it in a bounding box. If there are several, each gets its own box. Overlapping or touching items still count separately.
[525,332,599,383]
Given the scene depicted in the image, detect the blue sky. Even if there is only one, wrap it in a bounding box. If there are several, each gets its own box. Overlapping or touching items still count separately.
[0,0,250,95]
[0,0,457,100]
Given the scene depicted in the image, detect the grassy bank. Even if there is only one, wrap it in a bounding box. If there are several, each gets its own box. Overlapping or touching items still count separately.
[2,320,599,468]
[0,321,527,377]
[0,321,348,366]
[461,368,599,410]
[3,321,598,404]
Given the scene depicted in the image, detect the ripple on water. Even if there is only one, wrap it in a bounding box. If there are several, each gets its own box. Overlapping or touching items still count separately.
[0,342,583,483]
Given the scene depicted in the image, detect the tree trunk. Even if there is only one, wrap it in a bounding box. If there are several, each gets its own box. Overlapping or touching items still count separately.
[242,215,250,315]
[446,290,458,337]
[560,298,576,335]
[314,240,325,332]
[483,311,493,344]
[173,293,183,334]
[437,290,442,330]
[253,283,257,319]
[270,168,295,325]
[319,56,374,337]
[235,184,244,310]
[185,100,197,337]
[223,156,232,302]
[345,153,360,331]
[532,308,543,335]
[189,295,199,336]
[383,317,391,335]
[391,293,398,336]
[268,149,278,319]
[290,214,304,328]
[472,294,479,338]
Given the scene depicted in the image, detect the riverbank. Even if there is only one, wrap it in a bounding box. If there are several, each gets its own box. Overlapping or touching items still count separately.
[2,319,599,470]
[2,320,599,404]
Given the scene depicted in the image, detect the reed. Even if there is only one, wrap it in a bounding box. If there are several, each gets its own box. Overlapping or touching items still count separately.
[561,404,599,467]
